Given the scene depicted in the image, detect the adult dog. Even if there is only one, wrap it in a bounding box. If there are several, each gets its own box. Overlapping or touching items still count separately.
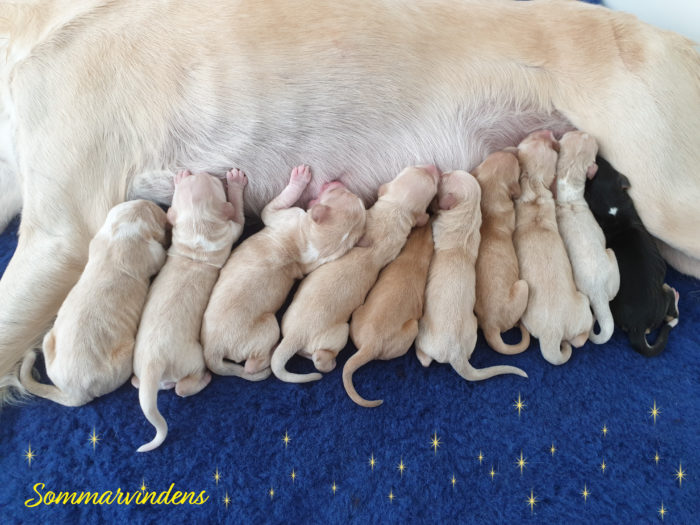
[0,0,699,403]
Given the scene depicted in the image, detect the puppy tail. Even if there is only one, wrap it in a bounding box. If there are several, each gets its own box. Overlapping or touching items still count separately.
[450,356,528,382]
[206,357,271,381]
[538,337,573,365]
[629,324,673,358]
[271,337,322,383]
[589,299,615,345]
[485,323,530,355]
[342,348,382,408]
[18,350,81,407]
[137,365,168,452]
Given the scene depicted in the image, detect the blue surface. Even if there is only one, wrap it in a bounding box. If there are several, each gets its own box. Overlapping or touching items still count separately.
[0,210,698,523]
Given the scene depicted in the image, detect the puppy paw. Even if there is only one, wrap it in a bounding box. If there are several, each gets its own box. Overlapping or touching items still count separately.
[174,170,192,185]
[290,164,312,186]
[226,168,248,188]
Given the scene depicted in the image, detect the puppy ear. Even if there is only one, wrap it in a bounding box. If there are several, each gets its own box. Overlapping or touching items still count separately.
[221,202,237,220]
[508,180,522,199]
[166,207,177,226]
[311,204,330,224]
[377,183,388,198]
[586,163,598,179]
[619,174,631,190]
[414,211,429,227]
[355,235,371,248]
[438,192,457,210]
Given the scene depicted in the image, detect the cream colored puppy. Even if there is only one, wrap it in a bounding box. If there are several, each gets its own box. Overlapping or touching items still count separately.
[19,200,167,406]
[416,170,527,381]
[473,151,530,355]
[202,165,366,377]
[345,223,433,408]
[555,131,620,344]
[514,131,593,365]
[133,169,245,452]
[271,165,439,383]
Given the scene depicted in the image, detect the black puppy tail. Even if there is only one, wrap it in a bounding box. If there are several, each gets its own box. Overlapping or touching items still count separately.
[629,323,673,357]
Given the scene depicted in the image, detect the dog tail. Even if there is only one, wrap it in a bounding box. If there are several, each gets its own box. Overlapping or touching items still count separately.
[629,324,673,358]
[206,357,271,381]
[589,298,615,345]
[485,323,530,355]
[18,350,81,407]
[271,336,322,383]
[538,336,573,365]
[342,348,382,408]
[137,364,167,453]
[450,355,528,382]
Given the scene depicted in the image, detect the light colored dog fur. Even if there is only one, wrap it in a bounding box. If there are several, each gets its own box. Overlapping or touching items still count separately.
[555,131,620,344]
[18,200,167,406]
[514,131,593,365]
[1,0,700,404]
[132,170,244,452]
[416,170,527,381]
[202,165,366,378]
[345,223,433,408]
[271,166,439,383]
[473,151,530,355]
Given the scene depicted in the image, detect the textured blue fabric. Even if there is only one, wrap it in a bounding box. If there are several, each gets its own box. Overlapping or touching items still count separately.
[1,209,698,523]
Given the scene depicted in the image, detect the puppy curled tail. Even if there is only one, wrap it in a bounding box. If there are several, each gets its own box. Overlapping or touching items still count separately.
[485,323,530,355]
[137,365,167,453]
[19,350,80,407]
[450,355,528,382]
[342,348,382,408]
[588,299,615,345]
[629,324,673,358]
[271,337,322,383]
[538,337,573,365]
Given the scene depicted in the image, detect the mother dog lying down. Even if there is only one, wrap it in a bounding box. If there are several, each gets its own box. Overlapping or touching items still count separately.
[0,0,699,403]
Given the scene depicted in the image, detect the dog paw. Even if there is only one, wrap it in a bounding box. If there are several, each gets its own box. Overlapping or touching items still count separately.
[174,170,192,184]
[226,168,248,188]
[290,164,312,186]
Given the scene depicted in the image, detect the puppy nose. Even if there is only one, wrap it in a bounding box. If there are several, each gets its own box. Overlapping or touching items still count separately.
[533,130,556,142]
[320,180,345,193]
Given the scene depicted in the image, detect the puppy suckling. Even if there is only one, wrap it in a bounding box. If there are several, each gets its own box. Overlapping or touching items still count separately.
[271,165,439,383]
[555,131,620,344]
[345,223,433,407]
[19,200,167,407]
[202,165,366,378]
[514,131,593,365]
[416,170,527,381]
[473,151,530,355]
[584,157,679,357]
[133,169,245,452]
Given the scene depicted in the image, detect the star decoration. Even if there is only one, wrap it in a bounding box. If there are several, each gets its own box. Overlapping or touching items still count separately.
[431,432,441,454]
[332,481,337,495]
[213,468,221,485]
[658,501,667,520]
[140,479,147,492]
[88,427,100,450]
[269,487,275,500]
[601,424,609,437]
[282,430,291,449]
[24,443,36,467]
[526,489,539,513]
[291,469,296,483]
[515,451,528,475]
[451,475,456,489]
[649,400,661,424]
[675,462,686,487]
[489,466,496,481]
[388,490,395,502]
[369,453,376,471]
[550,443,556,456]
[397,458,406,477]
[581,484,590,502]
[222,492,230,508]
[600,460,607,473]
[478,451,484,464]
[654,451,660,465]
[513,392,526,417]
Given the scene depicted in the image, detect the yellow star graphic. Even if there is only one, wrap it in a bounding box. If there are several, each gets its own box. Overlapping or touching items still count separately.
[489,466,496,481]
[88,427,100,451]
[282,430,291,448]
[397,458,406,477]
[601,424,608,437]
[658,501,667,520]
[369,453,376,471]
[388,489,395,502]
[269,487,275,500]
[291,469,296,483]
[332,481,337,495]
[513,392,526,417]
[515,451,528,475]
[24,443,36,467]
[478,450,484,464]
[213,468,221,485]
[600,460,607,473]
[581,484,590,502]
[654,451,660,465]
[223,492,230,508]
[140,479,147,492]
[649,400,661,424]
[431,432,441,454]
[451,475,456,489]
[675,462,686,487]
[550,443,556,456]
[526,489,538,513]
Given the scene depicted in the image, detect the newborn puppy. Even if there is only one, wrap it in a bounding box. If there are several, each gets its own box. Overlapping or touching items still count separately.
[416,170,527,381]
[514,131,593,365]
[133,169,245,452]
[271,165,439,383]
[345,223,433,407]
[202,165,366,377]
[584,157,679,356]
[473,151,530,355]
[555,131,620,344]
[19,200,167,406]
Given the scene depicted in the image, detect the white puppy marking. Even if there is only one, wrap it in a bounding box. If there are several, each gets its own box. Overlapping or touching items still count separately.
[609,207,618,216]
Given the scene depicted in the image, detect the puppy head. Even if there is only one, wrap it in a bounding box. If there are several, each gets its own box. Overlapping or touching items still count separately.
[584,155,636,227]
[437,170,481,211]
[556,131,599,197]
[167,171,231,227]
[517,130,559,190]
[378,165,439,226]
[473,150,522,204]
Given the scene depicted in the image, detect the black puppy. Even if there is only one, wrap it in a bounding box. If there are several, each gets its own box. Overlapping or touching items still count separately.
[584,157,679,356]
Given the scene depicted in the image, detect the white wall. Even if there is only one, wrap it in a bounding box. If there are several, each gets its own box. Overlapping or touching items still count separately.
[605,0,700,44]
